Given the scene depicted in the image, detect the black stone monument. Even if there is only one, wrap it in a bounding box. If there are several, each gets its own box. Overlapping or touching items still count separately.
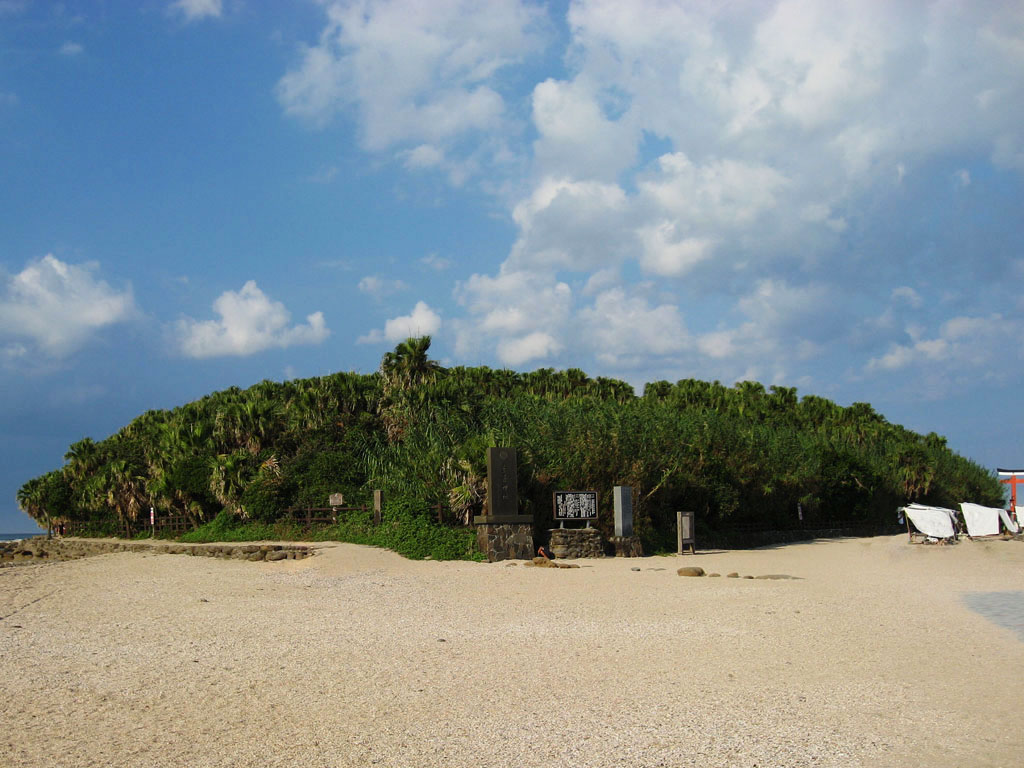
[474,447,533,560]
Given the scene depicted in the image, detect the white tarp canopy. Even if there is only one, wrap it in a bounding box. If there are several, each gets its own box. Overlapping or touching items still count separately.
[960,502,1001,537]
[903,503,957,539]
[1007,507,1022,534]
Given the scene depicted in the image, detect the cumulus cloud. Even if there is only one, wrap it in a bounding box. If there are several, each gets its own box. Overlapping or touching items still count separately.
[276,0,549,175]
[867,314,1006,374]
[446,0,1024,384]
[577,287,689,368]
[169,0,222,22]
[175,281,329,358]
[0,255,136,359]
[497,332,561,367]
[358,301,441,344]
[272,1,1024,391]
[453,269,571,364]
[507,177,632,272]
[862,312,1019,398]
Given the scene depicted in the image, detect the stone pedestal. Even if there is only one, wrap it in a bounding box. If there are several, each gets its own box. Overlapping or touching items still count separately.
[476,523,534,562]
[548,527,603,559]
[609,535,643,557]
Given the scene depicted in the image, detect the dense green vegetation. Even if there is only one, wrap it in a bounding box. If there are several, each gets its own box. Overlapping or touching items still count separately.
[17,337,1003,557]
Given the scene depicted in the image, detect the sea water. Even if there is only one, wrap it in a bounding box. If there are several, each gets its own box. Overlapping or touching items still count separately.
[963,591,1024,642]
[0,532,43,542]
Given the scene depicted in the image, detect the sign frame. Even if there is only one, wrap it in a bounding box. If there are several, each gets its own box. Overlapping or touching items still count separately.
[553,490,599,523]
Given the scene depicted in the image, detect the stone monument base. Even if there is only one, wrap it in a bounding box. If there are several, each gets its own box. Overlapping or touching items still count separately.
[548,527,603,559]
[476,523,534,562]
[609,535,643,557]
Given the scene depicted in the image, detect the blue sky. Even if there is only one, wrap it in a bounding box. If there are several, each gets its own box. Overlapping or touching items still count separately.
[2,0,1023,532]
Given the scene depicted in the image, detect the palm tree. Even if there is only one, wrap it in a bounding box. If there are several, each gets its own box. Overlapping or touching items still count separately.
[379,337,446,441]
[100,459,148,534]
[380,336,442,391]
[208,451,251,516]
[17,476,46,526]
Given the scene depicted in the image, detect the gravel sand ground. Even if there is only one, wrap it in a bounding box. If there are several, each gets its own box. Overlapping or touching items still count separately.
[2,534,1022,768]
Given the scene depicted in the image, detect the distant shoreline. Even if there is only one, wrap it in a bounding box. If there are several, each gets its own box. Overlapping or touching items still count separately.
[0,532,43,542]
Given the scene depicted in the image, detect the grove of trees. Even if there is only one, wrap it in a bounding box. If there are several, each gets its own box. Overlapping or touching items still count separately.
[17,337,1004,555]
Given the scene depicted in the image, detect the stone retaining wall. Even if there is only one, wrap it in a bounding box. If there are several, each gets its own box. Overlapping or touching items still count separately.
[548,527,603,558]
[476,523,533,562]
[0,537,314,566]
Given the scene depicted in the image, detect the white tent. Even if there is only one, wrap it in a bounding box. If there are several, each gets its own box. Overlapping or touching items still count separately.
[960,502,1001,537]
[1006,507,1022,534]
[903,503,957,539]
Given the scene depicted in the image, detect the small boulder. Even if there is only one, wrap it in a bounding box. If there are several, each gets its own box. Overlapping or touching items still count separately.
[677,566,705,577]
[726,572,739,578]
[708,573,721,577]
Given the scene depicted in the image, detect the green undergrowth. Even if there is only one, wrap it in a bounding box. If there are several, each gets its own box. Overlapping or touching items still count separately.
[178,508,482,561]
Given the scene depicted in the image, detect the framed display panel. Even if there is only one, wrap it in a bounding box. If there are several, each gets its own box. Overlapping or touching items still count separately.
[554,491,598,520]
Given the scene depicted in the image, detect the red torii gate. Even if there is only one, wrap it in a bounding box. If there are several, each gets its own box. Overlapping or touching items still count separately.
[997,468,1024,510]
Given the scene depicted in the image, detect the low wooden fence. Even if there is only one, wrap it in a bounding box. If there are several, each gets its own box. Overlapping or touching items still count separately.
[283,506,369,528]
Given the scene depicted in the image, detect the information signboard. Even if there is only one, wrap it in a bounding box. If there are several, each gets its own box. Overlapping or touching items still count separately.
[553,491,598,520]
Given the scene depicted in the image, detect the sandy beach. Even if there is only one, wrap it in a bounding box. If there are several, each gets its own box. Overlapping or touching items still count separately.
[1,534,1022,768]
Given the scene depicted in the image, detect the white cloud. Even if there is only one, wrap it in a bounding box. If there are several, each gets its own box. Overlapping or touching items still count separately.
[358,276,408,299]
[270,0,1024,393]
[444,0,1024,384]
[0,255,136,359]
[531,77,637,180]
[736,279,840,343]
[497,331,561,366]
[891,286,924,309]
[637,223,714,278]
[277,0,549,175]
[175,281,329,358]
[420,253,452,271]
[358,300,441,344]
[638,153,790,229]
[866,314,1009,375]
[169,0,222,22]
[507,177,632,272]
[578,287,688,367]
[59,42,83,56]
[403,144,445,170]
[453,269,573,364]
